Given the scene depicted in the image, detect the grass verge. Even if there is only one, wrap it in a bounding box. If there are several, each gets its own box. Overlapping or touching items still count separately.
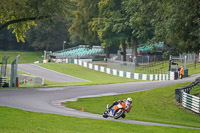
[190,85,200,97]
[1,63,140,89]
[0,107,199,133]
[39,63,140,87]
[0,51,43,64]
[95,61,200,75]
[134,61,200,75]
[63,82,200,128]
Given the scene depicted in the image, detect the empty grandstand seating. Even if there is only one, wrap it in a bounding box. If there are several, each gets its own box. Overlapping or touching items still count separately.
[52,46,104,59]
[137,43,163,53]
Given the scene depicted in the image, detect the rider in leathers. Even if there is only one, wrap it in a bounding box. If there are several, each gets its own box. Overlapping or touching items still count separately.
[108,97,132,117]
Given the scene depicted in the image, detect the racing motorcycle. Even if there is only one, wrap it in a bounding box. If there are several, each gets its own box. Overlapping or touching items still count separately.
[102,102,126,119]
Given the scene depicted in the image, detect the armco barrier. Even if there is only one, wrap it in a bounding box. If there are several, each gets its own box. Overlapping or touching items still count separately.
[5,69,44,86]
[0,77,7,87]
[18,74,44,86]
[34,59,173,81]
[175,77,200,114]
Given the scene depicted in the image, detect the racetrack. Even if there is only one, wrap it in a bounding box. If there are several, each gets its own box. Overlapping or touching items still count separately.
[1,64,200,129]
[18,64,90,82]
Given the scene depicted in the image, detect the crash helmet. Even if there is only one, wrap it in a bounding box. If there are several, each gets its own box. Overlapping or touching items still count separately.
[127,97,132,104]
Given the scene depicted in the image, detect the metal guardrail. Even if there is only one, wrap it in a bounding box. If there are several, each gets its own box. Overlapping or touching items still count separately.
[10,55,20,87]
[18,74,44,86]
[182,91,200,113]
[0,56,9,77]
[4,69,44,86]
[0,77,7,87]
[175,77,200,114]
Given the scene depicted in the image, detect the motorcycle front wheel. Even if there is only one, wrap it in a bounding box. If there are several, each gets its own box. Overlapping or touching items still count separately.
[102,111,108,118]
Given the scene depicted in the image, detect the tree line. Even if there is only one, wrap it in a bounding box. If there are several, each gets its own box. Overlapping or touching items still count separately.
[0,0,199,60]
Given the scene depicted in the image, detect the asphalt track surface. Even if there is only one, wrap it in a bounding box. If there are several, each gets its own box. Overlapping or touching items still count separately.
[18,64,90,82]
[1,65,200,129]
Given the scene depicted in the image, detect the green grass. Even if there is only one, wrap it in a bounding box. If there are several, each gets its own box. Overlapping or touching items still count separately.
[0,51,43,64]
[0,107,199,133]
[2,63,140,89]
[0,66,41,89]
[93,60,200,75]
[2,59,138,88]
[135,61,200,75]
[3,60,139,88]
[39,63,140,87]
[187,64,200,76]
[1,51,200,75]
[135,61,170,74]
[64,82,200,128]
[190,85,200,97]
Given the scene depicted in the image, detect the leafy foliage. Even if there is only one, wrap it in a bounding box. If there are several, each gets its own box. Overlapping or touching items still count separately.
[69,0,100,46]
[0,0,73,42]
[26,16,71,51]
[151,0,200,53]
[1,0,199,54]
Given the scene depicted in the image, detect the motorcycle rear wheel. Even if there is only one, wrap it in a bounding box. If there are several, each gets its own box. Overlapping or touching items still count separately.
[113,109,125,119]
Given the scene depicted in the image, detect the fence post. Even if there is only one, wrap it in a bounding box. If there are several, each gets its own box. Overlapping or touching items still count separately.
[10,55,20,87]
[0,56,9,87]
[175,88,183,103]
[0,56,9,77]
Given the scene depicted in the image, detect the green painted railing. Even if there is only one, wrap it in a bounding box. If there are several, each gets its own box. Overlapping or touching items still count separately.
[35,59,174,81]
[175,77,200,114]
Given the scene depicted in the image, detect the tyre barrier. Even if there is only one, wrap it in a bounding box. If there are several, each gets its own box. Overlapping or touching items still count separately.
[175,77,200,114]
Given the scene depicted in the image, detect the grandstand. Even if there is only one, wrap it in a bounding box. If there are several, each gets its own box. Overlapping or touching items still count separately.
[49,43,163,61]
[137,43,163,53]
[52,45,104,59]
[115,43,164,62]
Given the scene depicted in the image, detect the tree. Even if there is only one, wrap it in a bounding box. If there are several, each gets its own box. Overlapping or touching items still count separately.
[89,0,131,60]
[123,0,155,58]
[0,27,19,50]
[69,34,86,47]
[152,0,200,54]
[69,0,100,46]
[26,16,71,51]
[0,0,73,42]
[124,0,200,56]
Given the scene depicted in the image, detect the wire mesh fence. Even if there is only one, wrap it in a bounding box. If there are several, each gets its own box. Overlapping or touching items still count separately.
[107,59,136,73]
[136,55,164,64]
[4,69,44,86]
[177,53,197,64]
[172,53,198,68]
[0,56,9,77]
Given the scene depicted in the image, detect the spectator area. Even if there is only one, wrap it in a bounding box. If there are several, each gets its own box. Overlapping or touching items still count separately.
[137,43,163,53]
[52,46,104,59]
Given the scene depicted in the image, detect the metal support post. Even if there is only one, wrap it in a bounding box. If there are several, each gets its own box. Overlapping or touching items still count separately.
[10,55,20,87]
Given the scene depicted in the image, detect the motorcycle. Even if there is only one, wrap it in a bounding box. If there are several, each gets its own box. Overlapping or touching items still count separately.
[102,102,126,119]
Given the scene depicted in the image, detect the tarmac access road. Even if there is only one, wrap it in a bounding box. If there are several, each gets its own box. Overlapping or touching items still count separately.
[1,64,200,129]
[17,64,90,83]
